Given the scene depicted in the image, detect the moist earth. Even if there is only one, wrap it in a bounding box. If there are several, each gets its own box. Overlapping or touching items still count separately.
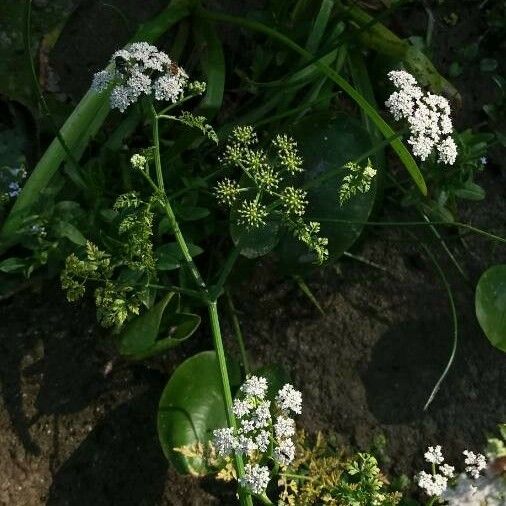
[1,0,505,505]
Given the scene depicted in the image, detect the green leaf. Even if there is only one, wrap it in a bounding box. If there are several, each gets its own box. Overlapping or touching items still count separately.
[480,58,498,73]
[54,221,87,245]
[454,182,486,201]
[278,113,376,272]
[156,242,203,270]
[475,265,506,352]
[174,205,210,221]
[157,351,230,475]
[0,257,27,273]
[230,216,281,259]
[118,293,200,359]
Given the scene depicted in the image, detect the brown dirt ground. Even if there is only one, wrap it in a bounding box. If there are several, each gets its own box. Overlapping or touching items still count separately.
[1,0,505,505]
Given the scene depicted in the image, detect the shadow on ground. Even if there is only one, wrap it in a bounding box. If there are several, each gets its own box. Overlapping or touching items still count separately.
[47,388,167,506]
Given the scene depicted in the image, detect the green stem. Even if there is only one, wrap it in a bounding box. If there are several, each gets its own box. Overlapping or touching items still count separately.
[151,106,165,192]
[150,110,251,505]
[225,289,250,374]
[256,493,274,505]
[208,301,252,506]
[151,107,207,291]
[414,235,458,411]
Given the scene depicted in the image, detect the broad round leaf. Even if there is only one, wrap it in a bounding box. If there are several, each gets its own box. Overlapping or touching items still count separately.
[230,216,281,259]
[278,112,377,272]
[475,265,506,352]
[157,351,229,475]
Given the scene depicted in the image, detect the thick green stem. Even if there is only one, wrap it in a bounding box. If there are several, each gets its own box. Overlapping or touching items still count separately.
[208,301,252,506]
[151,109,207,291]
[151,111,251,505]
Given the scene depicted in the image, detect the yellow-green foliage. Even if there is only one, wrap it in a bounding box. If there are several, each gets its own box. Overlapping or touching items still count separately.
[278,431,401,506]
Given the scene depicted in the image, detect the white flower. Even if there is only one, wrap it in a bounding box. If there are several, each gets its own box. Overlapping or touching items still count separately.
[274,415,296,439]
[424,445,445,465]
[417,470,448,497]
[236,434,257,455]
[153,74,185,103]
[126,69,152,100]
[91,69,113,92]
[463,450,487,479]
[233,398,253,419]
[276,384,302,415]
[240,376,268,399]
[213,427,236,456]
[442,473,506,505]
[251,401,271,430]
[255,430,270,452]
[92,42,189,112]
[109,85,132,112]
[130,153,146,170]
[239,464,270,495]
[385,70,457,165]
[387,70,419,89]
[437,137,458,165]
[440,463,456,478]
[480,156,487,165]
[241,418,257,434]
[274,438,296,467]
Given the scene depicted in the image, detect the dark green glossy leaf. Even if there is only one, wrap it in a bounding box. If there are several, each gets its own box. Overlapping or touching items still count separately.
[475,265,506,352]
[118,293,200,359]
[157,351,228,475]
[278,113,377,272]
[230,215,281,259]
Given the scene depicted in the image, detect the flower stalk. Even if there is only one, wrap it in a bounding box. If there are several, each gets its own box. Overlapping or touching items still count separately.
[150,107,252,506]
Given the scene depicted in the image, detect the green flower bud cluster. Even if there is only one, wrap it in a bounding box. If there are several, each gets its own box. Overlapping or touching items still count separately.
[339,159,377,206]
[214,126,328,263]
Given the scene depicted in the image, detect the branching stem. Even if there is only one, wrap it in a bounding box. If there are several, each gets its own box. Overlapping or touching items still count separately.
[150,105,252,506]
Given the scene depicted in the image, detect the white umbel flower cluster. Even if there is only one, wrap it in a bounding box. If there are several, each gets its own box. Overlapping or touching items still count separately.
[385,70,457,165]
[239,463,270,495]
[212,375,302,495]
[276,383,302,415]
[91,42,188,112]
[417,470,449,497]
[424,445,445,465]
[442,473,506,505]
[417,445,489,501]
[463,450,487,479]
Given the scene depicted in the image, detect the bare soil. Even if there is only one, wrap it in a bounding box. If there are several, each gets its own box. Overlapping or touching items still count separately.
[1,0,505,505]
